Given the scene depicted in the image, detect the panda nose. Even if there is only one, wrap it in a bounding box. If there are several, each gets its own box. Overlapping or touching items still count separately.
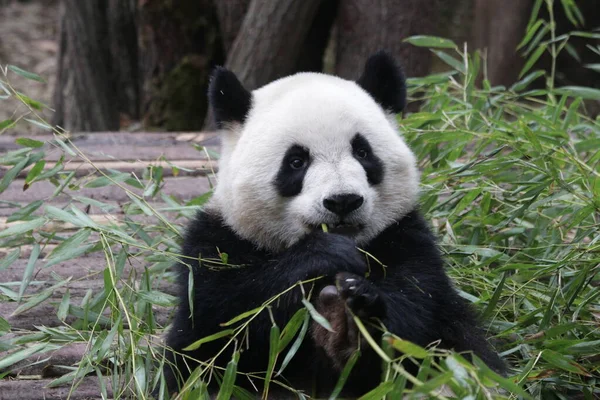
[323,194,364,216]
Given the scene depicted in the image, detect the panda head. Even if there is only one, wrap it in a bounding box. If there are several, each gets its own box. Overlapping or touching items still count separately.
[206,51,419,252]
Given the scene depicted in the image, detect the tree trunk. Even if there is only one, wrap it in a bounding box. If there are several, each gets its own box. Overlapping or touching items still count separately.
[473,0,532,86]
[214,0,252,54]
[52,0,119,132]
[138,0,222,131]
[295,0,339,73]
[225,0,324,91]
[107,0,140,122]
[335,0,437,80]
[203,0,324,129]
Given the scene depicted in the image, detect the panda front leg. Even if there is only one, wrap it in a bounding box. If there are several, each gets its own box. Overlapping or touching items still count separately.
[163,230,370,393]
[311,272,388,393]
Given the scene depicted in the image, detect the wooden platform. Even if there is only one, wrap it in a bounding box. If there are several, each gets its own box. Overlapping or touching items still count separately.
[0,131,220,399]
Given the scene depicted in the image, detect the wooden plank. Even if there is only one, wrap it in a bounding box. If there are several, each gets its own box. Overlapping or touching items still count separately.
[0,132,218,398]
[0,201,183,218]
[1,254,176,330]
[3,342,88,377]
[0,214,122,232]
[0,176,212,203]
[0,376,112,400]
[0,130,220,149]
[2,158,218,179]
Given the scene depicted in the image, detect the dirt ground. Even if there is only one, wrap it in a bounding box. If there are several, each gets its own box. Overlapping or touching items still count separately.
[0,0,59,127]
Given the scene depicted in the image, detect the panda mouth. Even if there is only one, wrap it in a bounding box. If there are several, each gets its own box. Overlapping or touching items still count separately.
[321,222,364,236]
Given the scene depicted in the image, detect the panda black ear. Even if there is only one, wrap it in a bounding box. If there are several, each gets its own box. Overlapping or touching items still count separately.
[357,51,407,114]
[208,67,252,128]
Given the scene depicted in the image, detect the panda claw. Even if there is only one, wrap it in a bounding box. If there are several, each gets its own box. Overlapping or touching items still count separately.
[334,273,385,319]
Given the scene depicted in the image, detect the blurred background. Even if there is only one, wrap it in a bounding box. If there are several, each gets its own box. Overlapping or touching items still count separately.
[0,0,598,133]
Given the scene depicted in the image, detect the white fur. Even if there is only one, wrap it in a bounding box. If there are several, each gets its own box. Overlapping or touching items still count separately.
[207,72,420,252]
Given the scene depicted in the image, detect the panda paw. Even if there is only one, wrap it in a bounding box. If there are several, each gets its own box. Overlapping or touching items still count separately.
[311,276,385,370]
[335,272,386,319]
[296,231,368,278]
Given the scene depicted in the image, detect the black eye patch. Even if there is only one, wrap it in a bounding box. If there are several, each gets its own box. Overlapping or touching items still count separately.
[274,145,311,197]
[351,134,384,185]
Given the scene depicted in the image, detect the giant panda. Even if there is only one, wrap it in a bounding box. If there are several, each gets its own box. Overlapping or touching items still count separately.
[163,51,505,397]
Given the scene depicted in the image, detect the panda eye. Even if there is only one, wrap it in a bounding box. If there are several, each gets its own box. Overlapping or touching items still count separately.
[356,148,369,159]
[289,157,306,170]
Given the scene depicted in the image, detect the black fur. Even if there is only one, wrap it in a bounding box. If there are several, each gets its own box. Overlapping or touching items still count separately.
[357,50,407,113]
[164,210,505,397]
[351,133,384,185]
[274,145,311,197]
[208,67,252,128]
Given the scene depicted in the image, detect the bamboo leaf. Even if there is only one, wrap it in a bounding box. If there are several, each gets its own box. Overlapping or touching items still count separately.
[520,44,547,78]
[277,310,310,376]
[0,218,45,239]
[329,350,360,400]
[18,242,40,301]
[404,35,457,49]
[183,329,234,351]
[8,65,46,82]
[216,352,239,400]
[0,248,20,271]
[302,299,333,332]
[555,86,600,100]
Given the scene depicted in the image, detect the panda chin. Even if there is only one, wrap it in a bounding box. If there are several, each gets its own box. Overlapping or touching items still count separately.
[325,223,364,237]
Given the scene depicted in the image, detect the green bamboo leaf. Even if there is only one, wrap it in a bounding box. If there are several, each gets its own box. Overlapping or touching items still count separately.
[45,205,83,226]
[52,137,76,156]
[18,242,40,301]
[6,200,44,223]
[481,272,507,321]
[137,290,178,307]
[24,118,52,131]
[520,44,547,78]
[0,119,15,131]
[518,19,545,50]
[302,299,333,332]
[16,93,44,110]
[0,218,45,239]
[15,137,44,148]
[0,248,20,271]
[262,324,281,399]
[329,350,360,400]
[555,86,600,100]
[0,155,30,193]
[216,352,239,400]
[511,70,545,92]
[12,290,52,316]
[0,343,58,370]
[404,35,457,49]
[540,349,591,376]
[277,310,310,376]
[8,65,46,82]
[413,371,453,394]
[24,159,46,185]
[45,229,92,267]
[57,289,70,322]
[278,308,308,352]
[0,316,9,334]
[432,50,465,74]
[472,356,533,399]
[386,336,429,359]
[220,306,263,327]
[583,63,600,73]
[183,329,234,351]
[357,381,394,400]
